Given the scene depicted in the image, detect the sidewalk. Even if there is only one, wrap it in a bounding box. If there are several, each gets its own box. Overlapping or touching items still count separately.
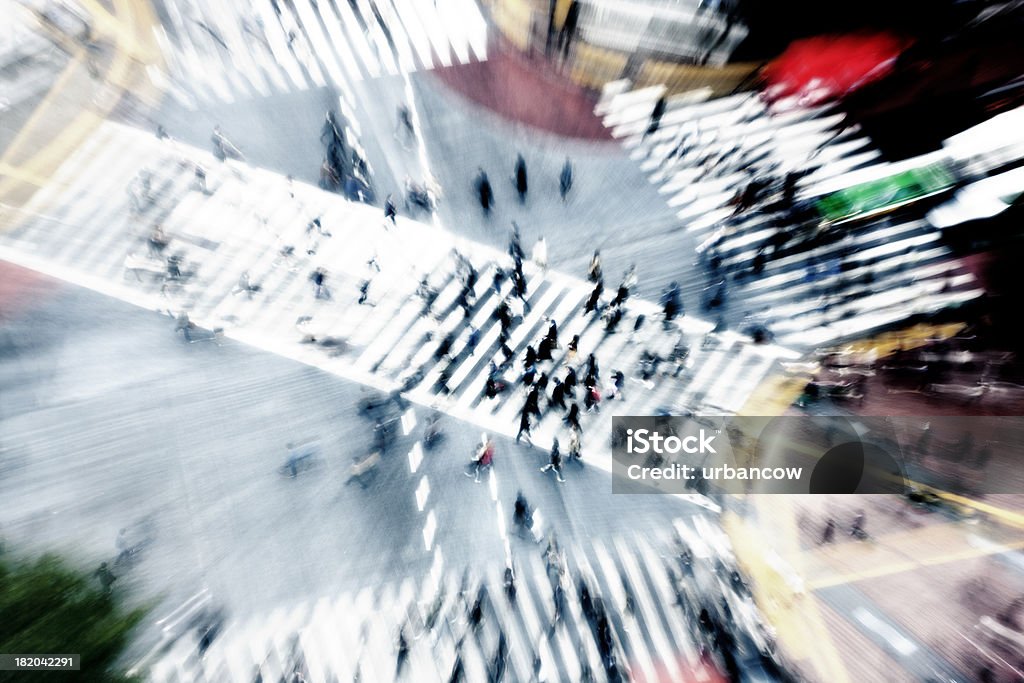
[0,0,163,210]
[428,33,611,141]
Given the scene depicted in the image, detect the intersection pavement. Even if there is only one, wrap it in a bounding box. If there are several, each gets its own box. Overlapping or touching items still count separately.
[0,119,800,477]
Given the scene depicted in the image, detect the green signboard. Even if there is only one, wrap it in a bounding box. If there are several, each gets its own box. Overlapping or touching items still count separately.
[816,162,957,225]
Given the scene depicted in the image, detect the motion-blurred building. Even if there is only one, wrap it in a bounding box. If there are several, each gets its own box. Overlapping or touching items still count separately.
[490,0,758,94]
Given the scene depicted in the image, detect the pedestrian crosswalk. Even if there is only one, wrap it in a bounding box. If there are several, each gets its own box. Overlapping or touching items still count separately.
[0,120,799,466]
[144,517,746,682]
[152,0,488,110]
[595,84,985,350]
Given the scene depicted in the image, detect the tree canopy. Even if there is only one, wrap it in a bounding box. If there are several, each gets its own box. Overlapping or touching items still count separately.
[0,553,148,682]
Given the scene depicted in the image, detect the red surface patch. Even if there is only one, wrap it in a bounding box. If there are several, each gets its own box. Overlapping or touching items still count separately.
[0,260,54,319]
[429,36,612,141]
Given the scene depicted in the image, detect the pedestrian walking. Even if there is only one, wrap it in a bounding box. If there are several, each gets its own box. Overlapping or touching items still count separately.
[524,385,542,420]
[503,564,517,603]
[310,268,329,299]
[496,299,513,332]
[476,168,493,214]
[513,268,529,307]
[536,372,550,393]
[661,282,681,321]
[540,438,566,482]
[516,410,533,445]
[645,95,667,138]
[586,354,600,387]
[147,225,169,257]
[588,250,602,283]
[485,374,505,400]
[559,157,573,201]
[396,104,415,146]
[552,582,566,626]
[509,222,525,261]
[231,271,260,299]
[584,280,603,315]
[514,154,528,202]
[564,367,578,397]
[194,164,207,193]
[513,491,532,538]
[524,345,537,370]
[549,378,566,410]
[821,518,836,544]
[358,279,372,305]
[543,320,558,350]
[306,216,331,236]
[532,236,548,272]
[522,362,537,387]
[564,402,581,432]
[466,436,495,483]
[395,626,409,677]
[585,384,601,413]
[384,194,397,225]
[492,267,507,295]
[566,334,579,362]
[94,562,117,595]
[851,511,868,539]
[604,304,623,332]
[612,370,625,400]
[567,429,582,463]
[537,335,554,363]
[466,327,480,355]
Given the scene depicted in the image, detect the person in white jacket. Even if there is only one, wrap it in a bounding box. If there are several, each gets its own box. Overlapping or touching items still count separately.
[532,236,548,272]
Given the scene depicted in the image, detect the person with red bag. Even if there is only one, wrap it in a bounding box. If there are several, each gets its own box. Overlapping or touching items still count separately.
[466,435,495,483]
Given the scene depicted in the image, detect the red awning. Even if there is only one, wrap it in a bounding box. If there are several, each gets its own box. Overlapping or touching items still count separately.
[763,33,912,106]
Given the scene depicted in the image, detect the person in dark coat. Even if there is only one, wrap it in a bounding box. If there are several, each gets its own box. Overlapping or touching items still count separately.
[384,194,397,224]
[516,409,533,445]
[661,282,681,321]
[645,96,667,138]
[476,168,493,214]
[94,562,117,595]
[584,280,603,315]
[586,354,600,387]
[544,320,558,349]
[509,223,525,261]
[564,402,581,432]
[539,438,565,482]
[537,335,554,362]
[524,345,537,370]
[564,367,578,397]
[560,157,573,201]
[514,154,528,202]
[549,378,566,410]
[496,299,513,331]
[524,386,542,419]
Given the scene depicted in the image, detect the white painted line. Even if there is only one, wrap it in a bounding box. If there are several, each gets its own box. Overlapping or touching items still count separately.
[422,509,436,551]
[494,499,506,540]
[407,442,423,474]
[854,607,918,657]
[415,475,430,511]
[401,407,416,435]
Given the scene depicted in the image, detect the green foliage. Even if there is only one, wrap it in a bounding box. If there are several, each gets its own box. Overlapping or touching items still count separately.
[0,553,148,683]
